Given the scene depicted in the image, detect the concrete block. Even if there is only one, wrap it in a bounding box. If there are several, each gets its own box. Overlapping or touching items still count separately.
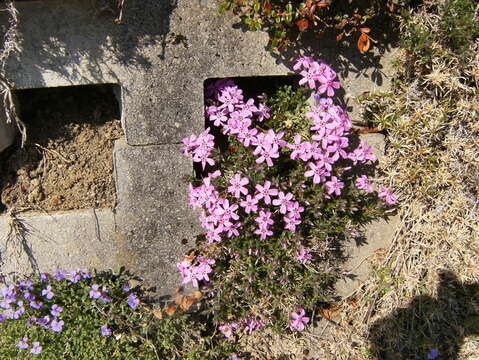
[0,209,117,278]
[113,139,201,294]
[0,109,16,153]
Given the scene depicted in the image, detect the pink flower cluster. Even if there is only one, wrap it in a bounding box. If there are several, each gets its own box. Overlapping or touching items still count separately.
[176,257,215,288]
[294,57,340,96]
[189,172,304,245]
[219,316,265,338]
[182,128,215,170]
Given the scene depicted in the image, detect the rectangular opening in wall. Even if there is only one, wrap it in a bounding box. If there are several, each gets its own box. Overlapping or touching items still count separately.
[198,75,301,177]
[0,83,123,213]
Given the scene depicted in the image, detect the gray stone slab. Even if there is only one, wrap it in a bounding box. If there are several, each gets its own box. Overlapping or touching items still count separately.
[1,0,397,146]
[0,209,117,279]
[113,139,201,294]
[335,133,399,298]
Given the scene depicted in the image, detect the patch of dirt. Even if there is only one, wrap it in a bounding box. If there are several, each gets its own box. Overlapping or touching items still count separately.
[0,84,123,213]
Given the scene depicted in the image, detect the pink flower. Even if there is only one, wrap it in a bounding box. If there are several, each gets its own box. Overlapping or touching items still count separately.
[290,307,310,331]
[255,181,279,205]
[272,191,294,214]
[296,247,312,264]
[325,176,344,196]
[254,226,273,240]
[378,186,398,205]
[304,162,329,184]
[228,173,249,198]
[240,195,259,214]
[256,143,280,167]
[219,322,238,338]
[355,175,373,192]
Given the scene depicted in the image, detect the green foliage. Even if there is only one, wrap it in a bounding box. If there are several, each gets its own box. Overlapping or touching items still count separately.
[218,0,413,50]
[402,0,479,72]
[195,82,390,332]
[0,269,236,359]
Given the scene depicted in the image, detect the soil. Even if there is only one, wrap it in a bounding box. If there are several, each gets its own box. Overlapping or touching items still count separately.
[0,84,123,213]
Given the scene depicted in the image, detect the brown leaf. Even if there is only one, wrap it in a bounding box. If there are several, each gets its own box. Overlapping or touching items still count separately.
[180,296,198,310]
[263,2,272,11]
[153,309,163,319]
[360,27,371,33]
[358,126,380,134]
[193,290,203,299]
[321,305,341,319]
[296,19,309,32]
[317,1,330,7]
[353,14,362,19]
[357,32,370,53]
[165,304,178,316]
[336,32,344,41]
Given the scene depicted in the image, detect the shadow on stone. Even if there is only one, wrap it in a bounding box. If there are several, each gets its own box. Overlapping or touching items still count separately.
[369,270,479,359]
[1,0,178,86]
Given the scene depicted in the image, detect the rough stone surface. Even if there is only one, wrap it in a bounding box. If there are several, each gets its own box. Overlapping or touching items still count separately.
[1,0,397,146]
[335,133,399,298]
[113,139,201,293]
[0,0,399,295]
[0,209,117,278]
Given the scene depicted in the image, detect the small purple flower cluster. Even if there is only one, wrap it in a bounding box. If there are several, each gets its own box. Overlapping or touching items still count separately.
[289,307,310,331]
[218,316,265,338]
[1,268,142,351]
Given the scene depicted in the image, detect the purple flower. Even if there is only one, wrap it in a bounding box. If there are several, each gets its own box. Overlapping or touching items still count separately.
[378,186,398,205]
[255,181,278,205]
[101,324,112,336]
[272,191,294,214]
[290,307,310,331]
[17,337,29,349]
[127,293,140,308]
[40,273,50,282]
[355,175,373,192]
[219,322,238,338]
[66,270,81,283]
[30,342,42,354]
[19,281,33,291]
[53,269,67,281]
[239,194,259,214]
[89,284,101,299]
[325,176,344,196]
[36,315,50,328]
[29,301,44,310]
[80,269,92,279]
[255,143,280,167]
[427,349,439,360]
[51,318,64,332]
[42,285,54,300]
[123,283,131,292]
[228,173,249,198]
[296,247,313,264]
[50,304,63,317]
[23,292,35,301]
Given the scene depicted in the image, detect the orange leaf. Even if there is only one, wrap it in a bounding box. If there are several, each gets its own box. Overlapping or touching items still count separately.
[296,19,309,32]
[354,14,362,19]
[336,32,344,41]
[357,33,370,53]
[193,290,203,299]
[360,27,371,33]
[165,304,178,316]
[153,309,163,319]
[263,2,272,11]
[180,296,198,310]
[316,1,330,7]
[321,305,341,319]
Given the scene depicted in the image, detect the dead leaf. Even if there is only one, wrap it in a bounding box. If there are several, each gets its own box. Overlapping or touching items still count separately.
[321,305,341,319]
[193,290,203,299]
[153,309,163,319]
[317,1,330,7]
[165,304,178,316]
[360,27,371,33]
[263,2,272,11]
[336,32,344,41]
[357,32,370,53]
